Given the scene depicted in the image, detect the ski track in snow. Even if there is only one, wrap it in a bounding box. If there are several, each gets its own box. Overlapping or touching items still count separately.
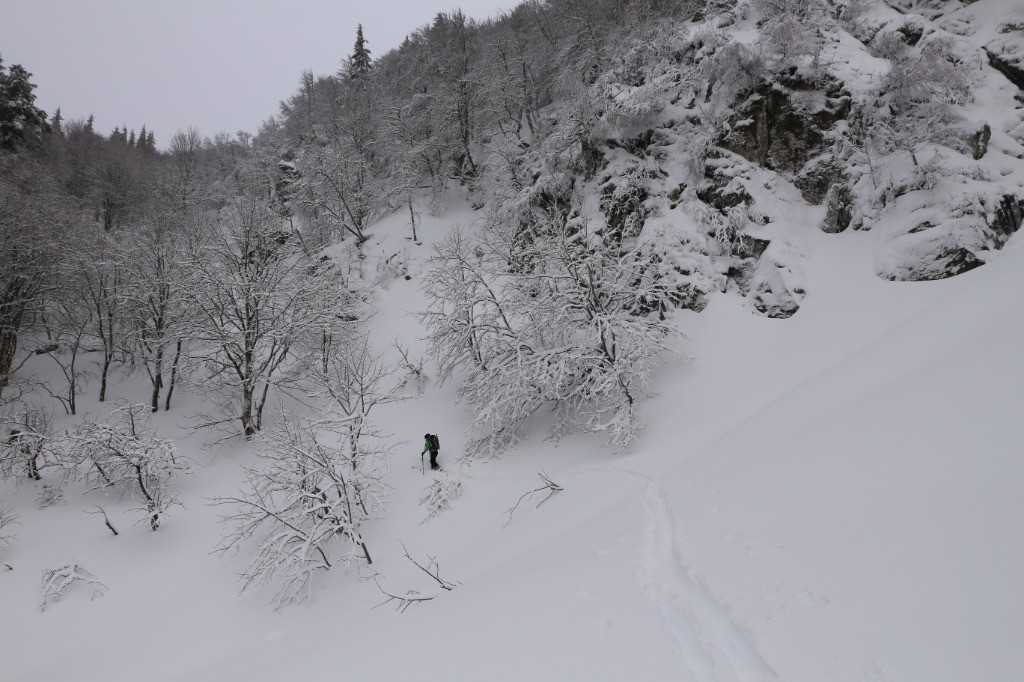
[618,467,778,682]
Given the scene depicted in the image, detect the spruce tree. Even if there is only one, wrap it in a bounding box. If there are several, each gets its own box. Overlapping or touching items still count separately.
[128,129,136,147]
[138,125,147,148]
[85,114,94,133]
[146,130,155,150]
[349,24,372,79]
[50,108,64,137]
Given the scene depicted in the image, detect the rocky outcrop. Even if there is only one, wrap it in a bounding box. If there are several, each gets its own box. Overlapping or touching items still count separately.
[822,184,853,233]
[878,193,1023,282]
[967,123,991,160]
[720,68,851,176]
[794,153,844,205]
[986,50,1024,90]
[985,22,1024,90]
[884,244,984,281]
[991,194,1024,242]
[696,149,753,212]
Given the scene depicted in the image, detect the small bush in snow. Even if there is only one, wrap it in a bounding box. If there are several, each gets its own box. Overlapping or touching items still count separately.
[0,505,18,558]
[35,484,65,509]
[419,477,463,524]
[1,407,57,482]
[66,404,191,530]
[40,562,107,611]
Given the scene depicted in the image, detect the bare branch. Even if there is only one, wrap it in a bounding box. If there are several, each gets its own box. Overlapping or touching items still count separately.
[40,563,107,611]
[504,473,564,528]
[372,543,459,613]
[88,505,119,536]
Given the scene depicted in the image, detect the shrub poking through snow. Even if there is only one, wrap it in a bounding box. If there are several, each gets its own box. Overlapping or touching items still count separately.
[0,407,57,482]
[0,505,18,559]
[419,476,463,524]
[35,485,65,509]
[66,404,191,531]
[40,562,107,611]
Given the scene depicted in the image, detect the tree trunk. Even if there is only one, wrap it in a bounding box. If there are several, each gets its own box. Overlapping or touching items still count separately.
[241,387,256,439]
[150,346,164,412]
[0,325,18,398]
[99,354,110,403]
[164,340,182,411]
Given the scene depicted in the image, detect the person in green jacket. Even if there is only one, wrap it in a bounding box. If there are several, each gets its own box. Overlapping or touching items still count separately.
[422,433,440,470]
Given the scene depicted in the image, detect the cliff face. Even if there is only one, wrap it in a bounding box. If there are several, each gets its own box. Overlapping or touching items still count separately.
[498,0,1024,318]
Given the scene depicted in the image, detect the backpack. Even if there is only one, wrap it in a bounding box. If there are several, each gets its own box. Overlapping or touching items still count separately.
[428,434,440,450]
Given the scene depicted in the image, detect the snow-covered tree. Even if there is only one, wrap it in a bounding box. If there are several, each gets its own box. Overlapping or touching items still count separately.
[296,88,390,245]
[873,34,970,167]
[119,210,197,412]
[76,226,126,403]
[309,334,404,471]
[348,24,372,80]
[0,160,72,399]
[422,211,683,455]
[1,407,55,481]
[183,174,361,439]
[66,404,191,530]
[213,413,384,609]
[0,57,48,151]
[41,287,93,416]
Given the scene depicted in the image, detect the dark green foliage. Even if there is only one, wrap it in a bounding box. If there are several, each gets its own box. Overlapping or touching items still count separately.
[348,24,372,79]
[0,55,49,151]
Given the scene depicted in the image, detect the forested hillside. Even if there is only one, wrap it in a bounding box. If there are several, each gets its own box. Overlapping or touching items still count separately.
[1,0,1022,679]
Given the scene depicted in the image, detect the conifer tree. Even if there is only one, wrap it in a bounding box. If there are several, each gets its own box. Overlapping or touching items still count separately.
[0,55,49,150]
[146,130,155,150]
[349,24,372,79]
[138,125,147,148]
[85,114,94,133]
[50,108,64,137]
[128,129,136,147]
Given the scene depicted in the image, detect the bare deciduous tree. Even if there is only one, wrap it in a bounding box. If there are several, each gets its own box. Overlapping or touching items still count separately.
[0,159,71,399]
[213,413,385,609]
[1,407,55,481]
[66,404,191,530]
[184,176,361,439]
[422,215,684,455]
[119,210,197,412]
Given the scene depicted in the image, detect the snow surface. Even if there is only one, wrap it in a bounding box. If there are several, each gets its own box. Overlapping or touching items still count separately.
[2,193,1023,681]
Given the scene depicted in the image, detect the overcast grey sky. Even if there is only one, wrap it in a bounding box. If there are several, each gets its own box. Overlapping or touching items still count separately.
[0,0,509,146]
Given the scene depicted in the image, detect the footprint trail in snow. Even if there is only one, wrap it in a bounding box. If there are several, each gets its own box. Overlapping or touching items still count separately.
[637,477,779,682]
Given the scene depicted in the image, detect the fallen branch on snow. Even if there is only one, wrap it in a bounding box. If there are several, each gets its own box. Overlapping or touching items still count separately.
[504,473,563,528]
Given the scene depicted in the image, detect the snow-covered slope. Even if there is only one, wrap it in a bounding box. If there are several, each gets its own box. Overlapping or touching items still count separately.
[2,193,1022,681]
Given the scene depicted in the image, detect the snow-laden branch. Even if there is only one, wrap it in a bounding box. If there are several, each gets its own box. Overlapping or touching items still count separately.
[40,563,107,612]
